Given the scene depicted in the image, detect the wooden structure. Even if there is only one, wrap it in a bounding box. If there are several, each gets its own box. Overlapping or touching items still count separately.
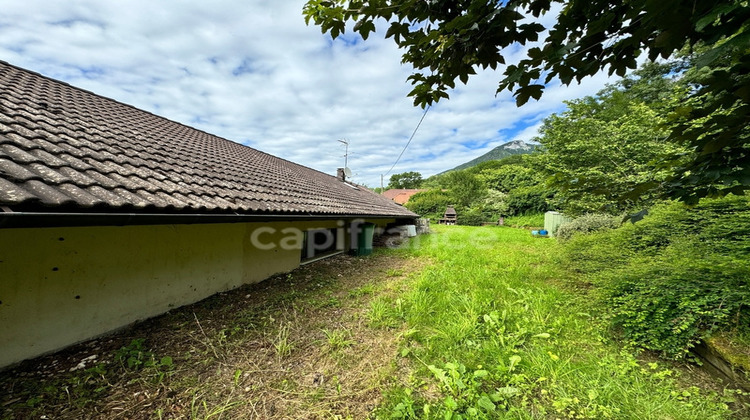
[438,206,457,225]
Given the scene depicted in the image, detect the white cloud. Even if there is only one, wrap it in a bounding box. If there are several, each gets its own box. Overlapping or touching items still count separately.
[0,0,617,187]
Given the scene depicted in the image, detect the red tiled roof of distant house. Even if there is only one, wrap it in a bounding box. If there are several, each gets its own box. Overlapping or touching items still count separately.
[382,189,426,205]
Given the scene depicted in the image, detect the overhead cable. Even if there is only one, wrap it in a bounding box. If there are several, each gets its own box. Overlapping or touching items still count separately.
[384,105,431,177]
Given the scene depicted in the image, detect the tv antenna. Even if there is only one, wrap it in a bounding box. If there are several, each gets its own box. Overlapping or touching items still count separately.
[338,139,349,169]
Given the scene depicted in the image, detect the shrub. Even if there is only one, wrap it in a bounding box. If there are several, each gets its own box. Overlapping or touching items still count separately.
[562,195,750,358]
[405,189,453,220]
[504,185,554,216]
[555,213,621,241]
[457,207,486,226]
[481,189,509,218]
[607,239,749,358]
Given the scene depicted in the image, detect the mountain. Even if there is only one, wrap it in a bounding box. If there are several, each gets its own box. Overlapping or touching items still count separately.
[446,140,537,172]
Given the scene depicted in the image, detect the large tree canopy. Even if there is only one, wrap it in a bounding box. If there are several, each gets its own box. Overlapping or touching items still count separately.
[304,0,750,203]
[387,171,424,189]
[531,61,690,215]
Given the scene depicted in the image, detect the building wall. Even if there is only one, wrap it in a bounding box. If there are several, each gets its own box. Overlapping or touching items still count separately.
[0,218,393,368]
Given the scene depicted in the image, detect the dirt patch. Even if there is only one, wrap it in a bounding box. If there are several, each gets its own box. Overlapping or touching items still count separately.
[0,252,429,419]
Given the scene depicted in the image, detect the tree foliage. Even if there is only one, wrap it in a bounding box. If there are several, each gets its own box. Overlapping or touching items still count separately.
[387,171,423,189]
[441,170,486,208]
[404,189,453,219]
[303,0,750,202]
[535,100,683,215]
[408,154,552,223]
[529,60,706,215]
[475,164,538,193]
[666,44,750,203]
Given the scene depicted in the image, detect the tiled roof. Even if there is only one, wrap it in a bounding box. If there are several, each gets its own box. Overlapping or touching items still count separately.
[0,61,416,219]
[382,189,426,204]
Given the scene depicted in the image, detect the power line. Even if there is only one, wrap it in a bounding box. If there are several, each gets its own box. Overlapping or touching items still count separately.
[384,105,431,177]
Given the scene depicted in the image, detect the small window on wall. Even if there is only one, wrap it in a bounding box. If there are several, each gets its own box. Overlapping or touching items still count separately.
[301,228,342,263]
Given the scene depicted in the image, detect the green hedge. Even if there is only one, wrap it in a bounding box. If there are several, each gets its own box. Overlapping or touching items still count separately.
[456,208,486,226]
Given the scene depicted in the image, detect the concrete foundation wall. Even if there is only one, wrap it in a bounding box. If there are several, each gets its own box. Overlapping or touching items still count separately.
[0,218,393,368]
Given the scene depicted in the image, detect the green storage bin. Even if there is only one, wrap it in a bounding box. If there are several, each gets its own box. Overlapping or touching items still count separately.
[352,223,375,256]
[544,211,573,237]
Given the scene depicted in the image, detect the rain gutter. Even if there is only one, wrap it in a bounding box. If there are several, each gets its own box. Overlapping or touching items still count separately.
[0,208,416,229]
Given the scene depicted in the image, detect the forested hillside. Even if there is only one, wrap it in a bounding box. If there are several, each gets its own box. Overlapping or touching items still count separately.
[444,140,537,173]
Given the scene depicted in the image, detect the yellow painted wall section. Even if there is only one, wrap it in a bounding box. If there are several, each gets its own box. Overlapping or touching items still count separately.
[241,220,349,283]
[0,218,393,368]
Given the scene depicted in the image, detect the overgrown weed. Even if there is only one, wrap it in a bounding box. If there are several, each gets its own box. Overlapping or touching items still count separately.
[377,225,746,419]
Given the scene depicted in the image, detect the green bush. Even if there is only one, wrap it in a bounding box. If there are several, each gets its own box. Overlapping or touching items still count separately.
[555,213,621,241]
[457,207,487,226]
[405,189,453,220]
[504,185,553,216]
[481,189,509,218]
[608,239,749,358]
[562,195,750,358]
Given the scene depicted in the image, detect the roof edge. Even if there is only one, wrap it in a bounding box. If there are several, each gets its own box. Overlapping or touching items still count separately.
[0,211,417,229]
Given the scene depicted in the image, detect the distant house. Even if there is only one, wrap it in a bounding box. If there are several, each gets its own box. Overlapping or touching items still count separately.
[382,189,426,205]
[0,61,417,368]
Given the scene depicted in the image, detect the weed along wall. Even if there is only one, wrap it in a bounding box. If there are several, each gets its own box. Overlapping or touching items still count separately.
[0,218,394,368]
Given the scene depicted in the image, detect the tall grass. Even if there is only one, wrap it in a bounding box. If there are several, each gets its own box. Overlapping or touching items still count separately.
[377,225,742,419]
[503,213,544,228]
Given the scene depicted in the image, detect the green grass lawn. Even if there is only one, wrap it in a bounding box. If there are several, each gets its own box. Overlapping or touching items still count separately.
[374,225,744,419]
[1,225,745,419]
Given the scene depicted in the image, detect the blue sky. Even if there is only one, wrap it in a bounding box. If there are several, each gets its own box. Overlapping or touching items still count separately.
[0,1,616,188]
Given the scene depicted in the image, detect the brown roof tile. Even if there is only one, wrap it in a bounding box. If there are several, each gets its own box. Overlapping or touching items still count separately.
[0,158,39,182]
[382,189,427,204]
[0,61,416,219]
[0,177,37,204]
[23,180,76,206]
[86,185,130,207]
